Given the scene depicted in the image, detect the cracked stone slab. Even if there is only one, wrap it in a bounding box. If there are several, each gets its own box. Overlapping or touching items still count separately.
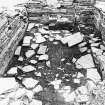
[76,54,95,69]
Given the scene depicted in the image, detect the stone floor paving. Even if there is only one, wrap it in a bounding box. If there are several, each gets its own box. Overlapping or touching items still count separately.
[1,20,105,105]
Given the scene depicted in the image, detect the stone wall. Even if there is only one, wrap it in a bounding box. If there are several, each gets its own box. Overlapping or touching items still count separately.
[0,16,28,76]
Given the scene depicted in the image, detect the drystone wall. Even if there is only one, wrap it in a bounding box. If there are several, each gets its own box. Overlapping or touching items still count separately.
[0,16,28,76]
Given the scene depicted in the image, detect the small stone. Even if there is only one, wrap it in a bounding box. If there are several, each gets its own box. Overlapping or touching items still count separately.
[87,68,101,82]
[15,46,21,55]
[34,33,46,43]
[25,50,35,58]
[100,44,105,50]
[68,32,83,47]
[91,47,103,56]
[78,42,87,47]
[39,54,48,61]
[31,44,39,50]
[39,28,49,34]
[76,54,95,68]
[91,43,100,47]
[37,45,47,54]
[46,61,51,67]
[30,60,37,64]
[50,79,62,90]
[22,78,39,89]
[74,78,80,84]
[77,72,84,78]
[30,99,42,105]
[23,36,32,46]
[33,85,43,93]
[48,37,54,41]
[27,23,35,31]
[79,47,87,53]
[7,67,18,75]
[53,41,59,45]
[61,58,66,62]
[35,72,41,76]
[18,56,24,61]
[22,65,35,72]
[0,78,18,94]
[72,57,77,63]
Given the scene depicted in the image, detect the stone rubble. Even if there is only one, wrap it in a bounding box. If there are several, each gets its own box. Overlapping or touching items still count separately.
[2,8,105,104]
